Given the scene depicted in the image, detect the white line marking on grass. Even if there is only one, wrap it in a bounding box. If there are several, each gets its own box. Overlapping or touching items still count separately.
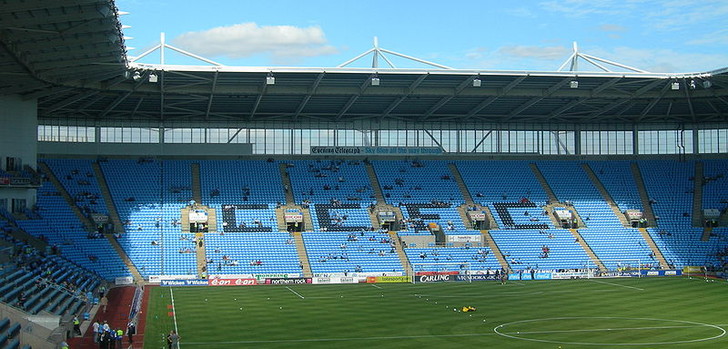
[371,284,383,289]
[494,317,726,346]
[181,332,498,346]
[506,324,715,335]
[169,288,181,347]
[588,279,644,291]
[286,286,305,299]
[414,292,544,298]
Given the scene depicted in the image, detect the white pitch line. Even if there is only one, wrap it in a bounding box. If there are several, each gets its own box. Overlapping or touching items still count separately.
[588,279,644,291]
[286,286,305,299]
[371,284,383,289]
[169,288,181,348]
[181,332,497,346]
[506,324,713,335]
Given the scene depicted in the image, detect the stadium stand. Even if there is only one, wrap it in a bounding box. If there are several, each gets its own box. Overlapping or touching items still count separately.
[7,158,724,279]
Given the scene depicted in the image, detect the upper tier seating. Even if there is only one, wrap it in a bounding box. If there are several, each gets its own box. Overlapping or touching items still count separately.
[43,158,109,217]
[200,160,285,206]
[456,160,550,206]
[373,160,463,205]
[588,161,643,213]
[286,160,374,204]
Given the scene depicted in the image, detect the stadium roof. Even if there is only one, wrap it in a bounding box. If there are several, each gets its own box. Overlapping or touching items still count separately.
[1,0,727,125]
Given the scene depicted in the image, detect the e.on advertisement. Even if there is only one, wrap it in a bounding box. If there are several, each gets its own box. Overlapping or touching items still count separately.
[208,278,258,286]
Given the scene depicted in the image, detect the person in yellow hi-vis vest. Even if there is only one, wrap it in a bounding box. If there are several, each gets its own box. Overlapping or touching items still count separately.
[116,328,124,348]
[72,316,81,336]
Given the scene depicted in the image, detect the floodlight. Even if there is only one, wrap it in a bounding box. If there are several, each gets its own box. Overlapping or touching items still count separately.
[670,82,680,90]
[472,78,482,87]
[569,80,579,89]
[132,71,141,81]
[148,73,158,83]
[371,77,380,86]
[689,79,696,90]
[266,74,275,85]
[703,80,712,89]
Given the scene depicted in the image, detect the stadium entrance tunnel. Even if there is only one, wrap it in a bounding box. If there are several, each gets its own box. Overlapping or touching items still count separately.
[493,317,726,346]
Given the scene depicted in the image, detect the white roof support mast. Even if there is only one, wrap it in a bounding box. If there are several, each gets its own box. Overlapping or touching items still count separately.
[559,41,649,73]
[338,37,453,69]
[129,32,224,67]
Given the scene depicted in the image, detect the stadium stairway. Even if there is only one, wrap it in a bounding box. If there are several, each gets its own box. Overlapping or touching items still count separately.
[638,228,669,268]
[692,162,704,227]
[457,205,472,230]
[92,161,144,282]
[630,163,657,226]
[695,162,712,240]
[529,163,558,203]
[372,204,405,230]
[181,205,217,234]
[480,230,510,271]
[191,163,202,204]
[195,232,207,277]
[276,204,314,232]
[581,163,631,227]
[364,162,385,204]
[569,229,606,271]
[388,231,411,275]
[448,163,474,205]
[278,163,296,205]
[275,206,287,232]
[107,235,143,283]
[91,162,124,234]
[292,231,312,277]
[38,162,96,232]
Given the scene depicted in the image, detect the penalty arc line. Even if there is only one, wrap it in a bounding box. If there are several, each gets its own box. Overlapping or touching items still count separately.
[286,286,305,299]
[502,324,719,335]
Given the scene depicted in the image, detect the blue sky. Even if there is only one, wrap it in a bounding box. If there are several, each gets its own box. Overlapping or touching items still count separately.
[117,0,728,73]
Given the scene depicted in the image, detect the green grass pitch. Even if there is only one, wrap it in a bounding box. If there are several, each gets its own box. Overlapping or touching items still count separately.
[144,277,727,348]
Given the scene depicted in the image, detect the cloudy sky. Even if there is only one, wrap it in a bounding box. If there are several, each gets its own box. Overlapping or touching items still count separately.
[117,0,728,72]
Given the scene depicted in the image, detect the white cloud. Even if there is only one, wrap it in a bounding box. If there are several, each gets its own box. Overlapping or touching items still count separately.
[538,0,632,17]
[587,46,728,72]
[687,29,728,46]
[505,6,537,18]
[499,45,570,60]
[599,24,626,32]
[172,22,338,64]
[645,0,728,31]
[460,44,728,72]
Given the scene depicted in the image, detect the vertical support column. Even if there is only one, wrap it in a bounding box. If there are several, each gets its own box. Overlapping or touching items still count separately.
[0,95,38,208]
[632,123,640,155]
[574,125,582,155]
[692,126,700,155]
